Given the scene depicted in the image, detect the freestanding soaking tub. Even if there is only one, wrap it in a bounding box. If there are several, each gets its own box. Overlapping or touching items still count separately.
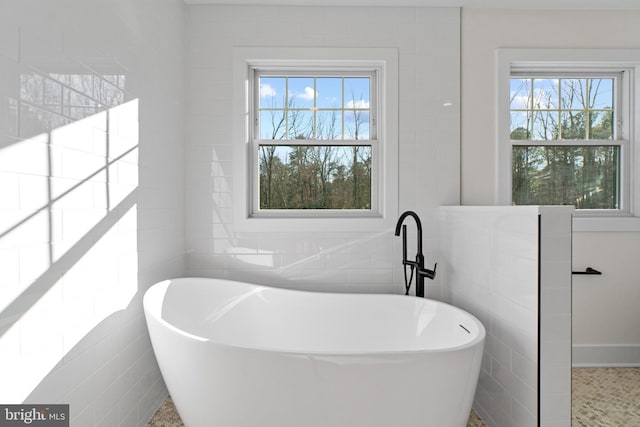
[143,278,485,427]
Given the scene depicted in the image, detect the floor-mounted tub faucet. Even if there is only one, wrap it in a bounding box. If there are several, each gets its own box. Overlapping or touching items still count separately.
[394,210,437,298]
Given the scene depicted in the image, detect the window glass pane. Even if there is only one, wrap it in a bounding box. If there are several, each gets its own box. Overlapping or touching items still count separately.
[590,78,614,109]
[512,145,619,209]
[560,111,587,139]
[344,110,369,140]
[344,77,370,109]
[259,145,372,209]
[316,110,342,140]
[589,110,614,140]
[288,77,315,109]
[287,110,313,139]
[533,78,559,110]
[260,110,286,139]
[510,78,531,110]
[532,110,559,140]
[560,79,587,109]
[316,78,342,109]
[260,77,285,108]
[510,111,531,139]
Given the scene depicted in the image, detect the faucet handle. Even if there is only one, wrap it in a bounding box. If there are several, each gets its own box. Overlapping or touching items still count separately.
[422,262,437,280]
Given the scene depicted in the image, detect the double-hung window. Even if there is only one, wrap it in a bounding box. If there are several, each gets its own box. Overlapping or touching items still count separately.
[498,49,640,231]
[253,70,377,214]
[233,47,398,232]
[509,71,627,211]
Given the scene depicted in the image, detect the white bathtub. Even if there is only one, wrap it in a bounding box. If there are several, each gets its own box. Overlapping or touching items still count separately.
[143,277,485,427]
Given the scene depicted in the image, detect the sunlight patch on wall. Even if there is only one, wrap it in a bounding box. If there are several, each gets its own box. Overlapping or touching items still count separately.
[0,67,139,402]
[0,203,138,402]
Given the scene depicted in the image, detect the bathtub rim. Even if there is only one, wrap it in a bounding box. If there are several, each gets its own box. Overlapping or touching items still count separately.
[143,277,486,357]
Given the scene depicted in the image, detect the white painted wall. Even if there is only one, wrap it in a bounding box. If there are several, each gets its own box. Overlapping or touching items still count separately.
[0,0,185,425]
[461,8,640,363]
[572,232,640,365]
[184,5,460,297]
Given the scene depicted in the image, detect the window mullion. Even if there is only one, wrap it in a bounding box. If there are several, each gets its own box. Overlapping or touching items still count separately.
[529,78,534,139]
[313,77,317,139]
[558,78,563,140]
[586,78,591,140]
[341,77,345,141]
[285,77,289,140]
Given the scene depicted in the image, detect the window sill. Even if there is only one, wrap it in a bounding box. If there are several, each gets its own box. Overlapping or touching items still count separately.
[573,216,640,232]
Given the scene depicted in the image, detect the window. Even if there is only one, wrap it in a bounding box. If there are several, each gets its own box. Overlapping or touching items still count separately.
[233,47,398,232]
[509,73,625,211]
[497,49,640,231]
[254,71,377,212]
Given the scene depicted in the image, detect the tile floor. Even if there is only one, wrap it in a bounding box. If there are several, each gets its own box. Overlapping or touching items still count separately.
[147,399,485,427]
[572,367,640,427]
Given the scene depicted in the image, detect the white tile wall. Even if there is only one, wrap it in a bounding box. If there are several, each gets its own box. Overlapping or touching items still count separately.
[538,207,573,426]
[441,206,572,427]
[0,1,185,426]
[184,5,460,296]
[441,206,538,427]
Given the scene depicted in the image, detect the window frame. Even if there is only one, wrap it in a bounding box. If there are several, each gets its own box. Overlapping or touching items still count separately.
[497,49,640,231]
[232,47,399,232]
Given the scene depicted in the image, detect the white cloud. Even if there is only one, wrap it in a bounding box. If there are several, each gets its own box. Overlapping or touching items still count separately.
[296,86,315,101]
[260,83,277,98]
[346,99,369,109]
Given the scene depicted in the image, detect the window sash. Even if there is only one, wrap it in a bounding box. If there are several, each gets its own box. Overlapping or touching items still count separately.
[254,70,377,141]
[509,140,630,214]
[509,72,623,142]
[510,143,626,212]
[250,140,380,216]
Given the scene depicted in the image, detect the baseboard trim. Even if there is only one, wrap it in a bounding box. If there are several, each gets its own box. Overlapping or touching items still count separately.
[572,344,640,367]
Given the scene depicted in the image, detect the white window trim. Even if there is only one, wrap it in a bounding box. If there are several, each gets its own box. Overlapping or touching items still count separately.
[232,47,398,232]
[497,48,640,232]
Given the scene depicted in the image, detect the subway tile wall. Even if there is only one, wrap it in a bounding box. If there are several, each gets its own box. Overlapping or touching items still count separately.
[538,207,573,427]
[0,0,185,426]
[441,206,540,427]
[184,5,461,295]
[441,206,572,427]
